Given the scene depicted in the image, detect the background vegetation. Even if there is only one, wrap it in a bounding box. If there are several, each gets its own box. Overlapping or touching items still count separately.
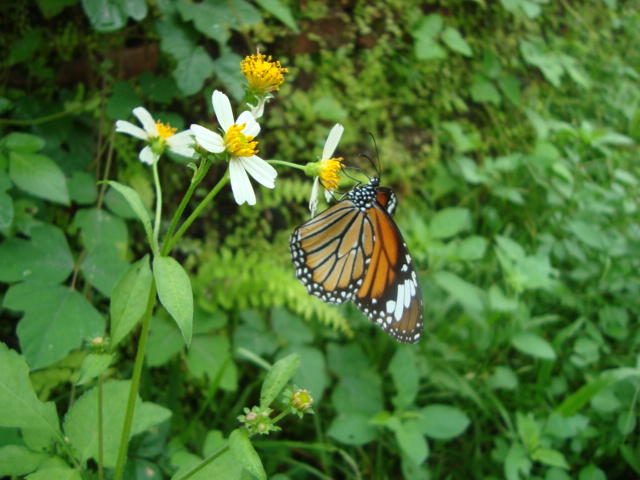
[1,0,639,479]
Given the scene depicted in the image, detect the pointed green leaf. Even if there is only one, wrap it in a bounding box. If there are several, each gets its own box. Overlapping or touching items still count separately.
[260,353,300,409]
[80,244,128,297]
[442,27,473,56]
[6,283,105,369]
[0,224,74,284]
[0,343,61,438]
[110,255,153,347]
[512,332,556,360]
[0,444,50,476]
[389,346,419,409]
[76,353,114,385]
[229,429,267,480]
[9,151,69,205]
[252,0,298,32]
[25,467,82,480]
[153,256,193,346]
[0,132,45,153]
[417,404,470,440]
[429,207,471,239]
[106,181,153,248]
[73,208,128,251]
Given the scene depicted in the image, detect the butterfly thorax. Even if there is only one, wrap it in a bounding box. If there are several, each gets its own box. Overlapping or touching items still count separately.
[349,177,381,212]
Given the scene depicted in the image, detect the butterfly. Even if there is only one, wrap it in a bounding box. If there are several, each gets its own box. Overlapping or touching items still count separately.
[290,177,423,343]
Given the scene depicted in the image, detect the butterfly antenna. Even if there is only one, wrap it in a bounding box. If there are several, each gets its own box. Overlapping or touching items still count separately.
[366,131,382,177]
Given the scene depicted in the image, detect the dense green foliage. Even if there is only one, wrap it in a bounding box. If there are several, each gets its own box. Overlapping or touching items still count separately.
[1,0,639,479]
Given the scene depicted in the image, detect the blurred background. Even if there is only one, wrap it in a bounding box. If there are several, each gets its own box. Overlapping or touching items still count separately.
[1,0,639,479]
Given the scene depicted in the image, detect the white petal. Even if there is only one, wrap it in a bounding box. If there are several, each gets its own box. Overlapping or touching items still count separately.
[236,111,261,138]
[191,124,225,153]
[133,107,158,136]
[139,145,155,165]
[309,177,320,218]
[239,155,277,188]
[324,188,334,202]
[229,159,256,205]
[248,97,266,119]
[115,120,148,140]
[212,91,234,132]
[322,123,344,160]
[167,130,195,158]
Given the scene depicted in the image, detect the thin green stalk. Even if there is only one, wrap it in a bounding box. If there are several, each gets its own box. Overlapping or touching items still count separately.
[113,279,158,480]
[98,374,104,480]
[164,172,230,253]
[161,159,212,256]
[151,154,162,255]
[173,445,230,480]
[267,159,305,170]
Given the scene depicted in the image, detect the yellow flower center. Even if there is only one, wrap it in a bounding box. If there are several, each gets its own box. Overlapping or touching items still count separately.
[241,53,289,93]
[319,158,343,190]
[156,121,177,140]
[224,123,259,157]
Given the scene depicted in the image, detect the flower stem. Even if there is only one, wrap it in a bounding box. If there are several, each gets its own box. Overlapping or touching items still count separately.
[173,444,230,480]
[164,172,230,254]
[113,278,157,480]
[160,159,211,257]
[151,154,162,255]
[267,159,305,170]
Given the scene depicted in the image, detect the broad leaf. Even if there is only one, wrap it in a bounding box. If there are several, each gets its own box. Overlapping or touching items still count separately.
[260,353,300,409]
[512,332,556,360]
[6,283,105,369]
[106,181,153,249]
[9,151,69,205]
[229,429,267,480]
[76,353,114,385]
[0,343,61,439]
[153,255,193,346]
[110,255,153,347]
[417,404,470,440]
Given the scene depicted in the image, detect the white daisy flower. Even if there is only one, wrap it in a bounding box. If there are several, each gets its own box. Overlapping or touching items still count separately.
[308,123,344,217]
[115,107,194,165]
[190,90,277,206]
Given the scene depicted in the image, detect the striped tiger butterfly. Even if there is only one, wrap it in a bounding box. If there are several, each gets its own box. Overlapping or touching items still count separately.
[290,176,423,343]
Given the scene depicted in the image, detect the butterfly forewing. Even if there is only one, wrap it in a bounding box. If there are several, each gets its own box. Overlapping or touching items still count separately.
[290,177,423,343]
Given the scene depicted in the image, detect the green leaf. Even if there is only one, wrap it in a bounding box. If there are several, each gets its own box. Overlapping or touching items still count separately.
[229,429,267,480]
[470,74,501,104]
[0,444,49,476]
[0,132,45,153]
[67,171,97,205]
[412,14,446,60]
[76,353,114,385]
[430,207,471,239]
[498,75,522,105]
[432,271,485,312]
[73,207,128,252]
[252,0,299,32]
[516,412,540,453]
[504,442,531,480]
[106,81,142,119]
[532,447,570,469]
[80,244,128,298]
[212,54,247,100]
[260,353,300,409]
[81,0,126,32]
[63,380,171,468]
[0,343,61,439]
[6,283,105,370]
[26,467,82,480]
[36,0,80,19]
[511,332,556,360]
[9,151,69,205]
[0,224,74,284]
[110,255,153,347]
[442,27,473,56]
[186,336,237,392]
[417,404,470,440]
[146,315,184,367]
[278,345,329,402]
[153,256,193,346]
[392,420,429,465]
[106,181,153,248]
[456,236,487,260]
[389,346,419,409]
[327,412,378,445]
[332,373,384,416]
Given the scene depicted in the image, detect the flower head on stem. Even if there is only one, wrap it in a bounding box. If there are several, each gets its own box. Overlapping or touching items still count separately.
[115,107,194,164]
[241,52,289,118]
[191,91,277,206]
[305,123,345,217]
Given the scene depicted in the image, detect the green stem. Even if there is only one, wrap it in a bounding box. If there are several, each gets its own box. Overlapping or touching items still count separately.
[113,279,157,480]
[267,159,305,170]
[173,445,230,480]
[164,172,230,254]
[98,374,104,480]
[151,154,162,255]
[160,159,212,256]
